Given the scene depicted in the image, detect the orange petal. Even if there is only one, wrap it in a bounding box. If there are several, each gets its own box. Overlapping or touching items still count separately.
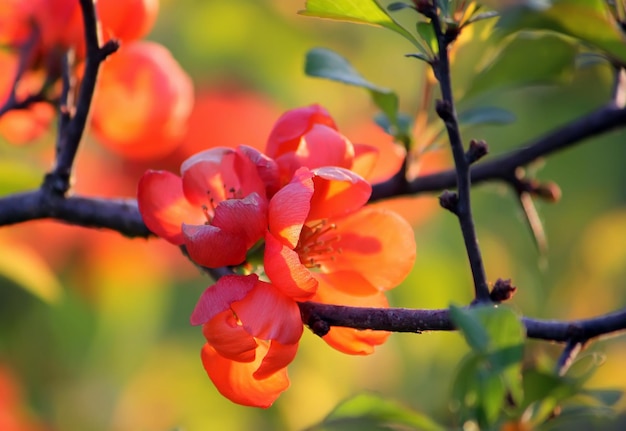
[351,143,379,179]
[314,271,379,297]
[264,233,318,300]
[201,342,290,408]
[203,310,257,362]
[254,341,299,379]
[232,280,303,345]
[268,169,314,248]
[307,167,371,221]
[312,286,390,355]
[190,274,257,325]
[137,170,205,244]
[323,208,416,290]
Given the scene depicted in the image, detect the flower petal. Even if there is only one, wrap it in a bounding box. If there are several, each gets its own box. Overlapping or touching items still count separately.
[190,274,257,325]
[313,271,379,296]
[211,193,268,247]
[268,168,313,248]
[137,170,205,244]
[307,167,371,221]
[323,208,416,290]
[266,104,337,157]
[238,145,281,197]
[203,310,257,362]
[264,232,318,300]
[183,223,248,268]
[312,285,390,355]
[201,342,290,408]
[351,143,379,179]
[254,341,299,379]
[232,279,303,344]
[294,124,354,169]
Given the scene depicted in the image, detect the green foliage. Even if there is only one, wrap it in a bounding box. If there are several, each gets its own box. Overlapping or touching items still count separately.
[496,0,626,64]
[307,392,446,431]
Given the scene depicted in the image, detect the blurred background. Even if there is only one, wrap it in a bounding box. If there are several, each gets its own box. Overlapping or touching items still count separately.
[1,0,626,430]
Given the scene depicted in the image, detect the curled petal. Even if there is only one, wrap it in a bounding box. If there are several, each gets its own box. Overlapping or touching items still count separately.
[264,233,318,300]
[137,170,205,244]
[266,104,337,157]
[190,274,257,326]
[268,169,314,247]
[307,167,372,221]
[203,310,257,362]
[312,285,390,355]
[322,208,416,291]
[294,124,354,170]
[238,145,281,197]
[254,341,299,379]
[180,147,234,177]
[183,223,248,268]
[232,280,303,345]
[201,342,290,408]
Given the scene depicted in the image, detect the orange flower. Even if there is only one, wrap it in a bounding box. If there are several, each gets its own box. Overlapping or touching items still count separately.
[265,166,416,352]
[137,146,278,267]
[191,274,302,408]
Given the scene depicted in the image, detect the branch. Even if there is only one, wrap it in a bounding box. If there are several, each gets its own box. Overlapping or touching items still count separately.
[298,302,626,344]
[422,2,490,303]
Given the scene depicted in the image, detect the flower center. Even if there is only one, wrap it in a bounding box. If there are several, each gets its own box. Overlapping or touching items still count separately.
[295,219,341,268]
[202,183,243,224]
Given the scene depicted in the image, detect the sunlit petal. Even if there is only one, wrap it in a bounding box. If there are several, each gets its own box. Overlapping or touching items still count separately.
[313,271,379,296]
[190,274,257,325]
[203,310,257,362]
[137,170,204,244]
[268,169,313,248]
[211,193,268,247]
[254,341,299,379]
[294,124,353,169]
[201,342,290,408]
[307,167,371,221]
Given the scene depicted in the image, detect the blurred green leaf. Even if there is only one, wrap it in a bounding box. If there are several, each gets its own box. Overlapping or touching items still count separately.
[306,47,399,125]
[0,239,62,303]
[582,389,623,407]
[478,371,507,425]
[464,32,578,99]
[300,0,419,46]
[449,305,490,353]
[416,22,438,54]
[308,392,446,431]
[458,106,516,127]
[497,0,626,64]
[0,160,42,194]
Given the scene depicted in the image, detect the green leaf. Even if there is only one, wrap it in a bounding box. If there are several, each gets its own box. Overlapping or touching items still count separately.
[300,0,419,45]
[457,106,516,126]
[449,305,490,353]
[478,371,507,426]
[309,392,446,431]
[416,21,438,54]
[497,0,626,64]
[582,389,623,407]
[305,47,399,125]
[464,32,578,99]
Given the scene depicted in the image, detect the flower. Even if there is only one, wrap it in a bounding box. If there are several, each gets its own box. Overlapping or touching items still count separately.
[264,166,416,351]
[137,146,279,267]
[191,274,302,407]
[265,104,378,184]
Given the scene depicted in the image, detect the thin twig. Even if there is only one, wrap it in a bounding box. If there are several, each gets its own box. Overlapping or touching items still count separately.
[555,339,586,376]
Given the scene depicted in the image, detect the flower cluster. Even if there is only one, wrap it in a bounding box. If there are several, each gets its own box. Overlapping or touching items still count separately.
[137,105,416,407]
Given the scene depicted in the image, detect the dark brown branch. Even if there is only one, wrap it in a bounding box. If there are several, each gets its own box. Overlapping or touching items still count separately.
[42,0,119,196]
[371,102,626,200]
[299,302,626,344]
[426,3,490,303]
[0,191,150,237]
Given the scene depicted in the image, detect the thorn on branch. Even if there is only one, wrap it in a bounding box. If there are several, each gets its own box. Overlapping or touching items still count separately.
[439,190,459,214]
[465,139,489,164]
[489,278,517,303]
[300,306,330,337]
[435,99,454,124]
[98,39,121,61]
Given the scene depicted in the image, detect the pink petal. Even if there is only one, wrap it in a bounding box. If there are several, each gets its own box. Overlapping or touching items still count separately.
[137,170,205,245]
[183,223,248,268]
[231,279,303,345]
[211,193,268,247]
[268,168,314,248]
[294,124,353,169]
[190,274,257,325]
[264,232,318,300]
[238,145,281,197]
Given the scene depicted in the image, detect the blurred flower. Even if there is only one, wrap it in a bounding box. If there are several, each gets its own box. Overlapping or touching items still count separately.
[137,146,278,267]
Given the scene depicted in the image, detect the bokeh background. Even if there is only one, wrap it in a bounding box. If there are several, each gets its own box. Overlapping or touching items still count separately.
[1,0,626,430]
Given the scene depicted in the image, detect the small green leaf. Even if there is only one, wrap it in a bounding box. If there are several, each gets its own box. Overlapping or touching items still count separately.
[387,2,414,12]
[464,32,578,99]
[457,106,516,126]
[497,0,626,64]
[466,11,499,25]
[309,392,446,431]
[305,47,399,125]
[416,21,438,54]
[300,0,419,46]
[449,305,490,353]
[405,52,432,63]
[478,371,507,426]
[582,389,623,407]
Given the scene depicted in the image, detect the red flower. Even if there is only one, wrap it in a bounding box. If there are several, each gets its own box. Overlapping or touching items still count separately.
[264,166,416,352]
[191,274,302,408]
[265,104,378,183]
[137,146,278,267]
